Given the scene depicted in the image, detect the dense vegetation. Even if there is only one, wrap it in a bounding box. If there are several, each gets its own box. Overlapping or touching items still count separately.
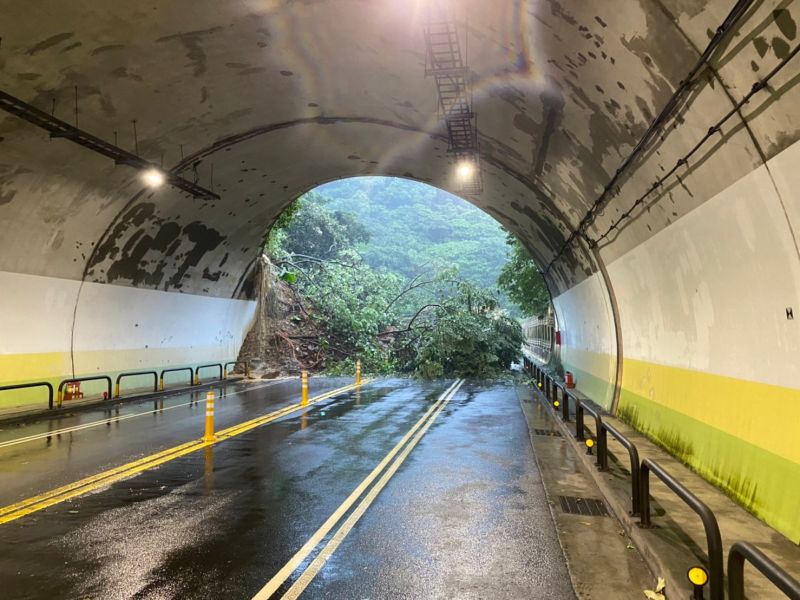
[266,177,548,377]
[498,234,551,317]
[319,177,511,297]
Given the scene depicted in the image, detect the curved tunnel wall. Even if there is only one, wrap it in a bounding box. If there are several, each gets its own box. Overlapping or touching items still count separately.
[0,1,798,540]
[0,270,255,401]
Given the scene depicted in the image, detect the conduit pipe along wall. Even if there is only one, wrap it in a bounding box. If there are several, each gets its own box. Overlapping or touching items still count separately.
[0,1,798,540]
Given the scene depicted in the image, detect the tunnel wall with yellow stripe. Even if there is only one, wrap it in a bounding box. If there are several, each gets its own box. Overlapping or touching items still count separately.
[552,138,800,543]
[0,271,256,410]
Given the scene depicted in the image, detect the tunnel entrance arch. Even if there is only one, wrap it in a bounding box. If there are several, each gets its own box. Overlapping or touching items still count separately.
[234,174,591,379]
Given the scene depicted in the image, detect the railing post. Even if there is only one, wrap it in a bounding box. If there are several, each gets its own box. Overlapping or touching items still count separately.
[728,542,800,600]
[639,459,724,600]
[575,400,585,441]
[639,461,651,527]
[561,388,570,422]
[728,545,745,600]
[598,425,608,471]
[630,452,640,515]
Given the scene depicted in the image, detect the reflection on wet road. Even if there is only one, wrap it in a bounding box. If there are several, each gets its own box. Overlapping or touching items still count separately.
[0,378,575,599]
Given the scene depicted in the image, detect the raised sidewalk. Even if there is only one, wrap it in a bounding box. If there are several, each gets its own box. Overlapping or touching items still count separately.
[528,374,800,599]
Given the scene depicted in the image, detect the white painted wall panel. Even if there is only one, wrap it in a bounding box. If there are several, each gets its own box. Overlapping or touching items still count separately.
[606,141,800,389]
[0,270,256,382]
[73,279,255,354]
[0,271,79,355]
[553,272,616,358]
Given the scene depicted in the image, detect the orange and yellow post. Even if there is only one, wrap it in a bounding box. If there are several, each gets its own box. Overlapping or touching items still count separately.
[355,359,361,385]
[301,371,309,406]
[203,390,217,443]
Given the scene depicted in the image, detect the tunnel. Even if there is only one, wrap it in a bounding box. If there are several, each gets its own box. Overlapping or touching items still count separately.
[0,0,798,547]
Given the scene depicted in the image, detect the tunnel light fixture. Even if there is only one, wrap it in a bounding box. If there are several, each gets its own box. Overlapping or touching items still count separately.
[142,168,166,188]
[456,160,475,181]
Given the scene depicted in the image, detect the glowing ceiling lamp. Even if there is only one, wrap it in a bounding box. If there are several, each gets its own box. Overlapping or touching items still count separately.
[142,168,166,188]
[455,160,475,181]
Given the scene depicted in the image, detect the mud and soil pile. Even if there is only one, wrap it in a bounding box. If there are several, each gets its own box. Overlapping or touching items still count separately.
[236,256,326,378]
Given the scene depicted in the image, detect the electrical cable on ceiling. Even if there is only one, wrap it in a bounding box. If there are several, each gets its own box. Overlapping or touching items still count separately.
[592,42,800,247]
[544,0,757,273]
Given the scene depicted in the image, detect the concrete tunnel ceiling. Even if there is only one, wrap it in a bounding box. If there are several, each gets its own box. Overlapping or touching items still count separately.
[2,1,800,541]
[1,0,794,298]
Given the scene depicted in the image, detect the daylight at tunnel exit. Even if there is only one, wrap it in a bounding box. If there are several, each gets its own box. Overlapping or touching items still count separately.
[1,1,799,599]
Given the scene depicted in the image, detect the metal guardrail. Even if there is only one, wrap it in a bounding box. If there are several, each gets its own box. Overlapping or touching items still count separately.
[7,360,251,412]
[640,458,724,600]
[160,367,194,390]
[551,380,569,422]
[224,360,250,378]
[57,376,112,408]
[600,421,641,515]
[728,541,800,600]
[195,363,223,383]
[115,371,158,398]
[541,373,636,510]
[530,368,798,600]
[576,397,606,470]
[0,382,54,410]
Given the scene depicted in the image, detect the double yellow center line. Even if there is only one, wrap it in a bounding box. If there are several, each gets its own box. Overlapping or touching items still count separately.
[0,380,370,526]
[253,378,465,600]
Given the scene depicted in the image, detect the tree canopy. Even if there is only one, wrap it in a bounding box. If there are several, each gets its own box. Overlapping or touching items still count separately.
[497,234,551,317]
[265,177,548,376]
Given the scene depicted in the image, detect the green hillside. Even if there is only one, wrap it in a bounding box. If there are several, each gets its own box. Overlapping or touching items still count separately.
[315,177,510,295]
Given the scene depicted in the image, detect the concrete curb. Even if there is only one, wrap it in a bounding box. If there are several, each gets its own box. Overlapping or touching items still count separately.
[515,386,584,597]
[530,383,681,597]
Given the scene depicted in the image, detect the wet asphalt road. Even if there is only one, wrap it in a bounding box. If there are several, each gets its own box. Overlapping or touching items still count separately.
[0,377,351,505]
[0,378,575,599]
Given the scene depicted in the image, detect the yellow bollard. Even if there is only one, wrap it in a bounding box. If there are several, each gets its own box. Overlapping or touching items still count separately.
[355,359,361,385]
[203,390,217,443]
[223,368,228,380]
[301,371,309,406]
[115,382,121,398]
[56,390,63,408]
[160,377,164,391]
[194,373,200,385]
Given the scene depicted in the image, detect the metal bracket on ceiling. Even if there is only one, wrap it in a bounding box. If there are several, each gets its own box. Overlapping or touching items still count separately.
[0,89,219,200]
